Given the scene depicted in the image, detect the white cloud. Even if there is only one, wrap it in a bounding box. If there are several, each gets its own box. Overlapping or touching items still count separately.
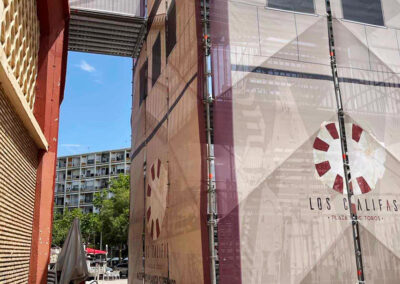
[60,144,81,147]
[59,144,89,155]
[78,60,95,72]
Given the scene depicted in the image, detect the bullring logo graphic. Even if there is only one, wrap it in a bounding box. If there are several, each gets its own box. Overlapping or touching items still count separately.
[313,122,386,195]
[146,159,168,240]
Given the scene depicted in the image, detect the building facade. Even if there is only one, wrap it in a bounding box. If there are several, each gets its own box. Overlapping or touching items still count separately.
[130,0,400,283]
[0,0,69,283]
[129,0,210,283]
[54,148,131,214]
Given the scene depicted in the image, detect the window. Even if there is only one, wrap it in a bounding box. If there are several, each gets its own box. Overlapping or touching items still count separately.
[267,0,314,14]
[166,0,177,58]
[342,0,384,26]
[139,60,148,106]
[152,33,161,86]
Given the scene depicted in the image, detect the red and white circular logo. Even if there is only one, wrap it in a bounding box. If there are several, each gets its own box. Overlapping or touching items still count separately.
[146,159,168,240]
[313,122,385,195]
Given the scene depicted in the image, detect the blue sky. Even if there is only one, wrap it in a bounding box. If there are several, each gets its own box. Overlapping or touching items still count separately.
[58,52,133,156]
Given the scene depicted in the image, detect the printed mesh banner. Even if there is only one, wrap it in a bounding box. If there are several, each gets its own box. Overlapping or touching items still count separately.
[332,4,400,280]
[129,45,148,284]
[144,121,169,280]
[129,149,145,284]
[133,0,400,283]
[211,0,358,283]
[129,0,208,283]
[166,76,206,283]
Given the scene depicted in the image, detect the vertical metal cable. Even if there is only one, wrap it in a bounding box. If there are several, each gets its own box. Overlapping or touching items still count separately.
[202,0,218,282]
[325,1,365,282]
[142,158,147,284]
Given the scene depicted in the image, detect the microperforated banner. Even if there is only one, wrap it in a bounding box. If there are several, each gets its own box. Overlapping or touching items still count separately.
[211,0,400,283]
[211,0,357,283]
[332,5,400,280]
[129,0,208,283]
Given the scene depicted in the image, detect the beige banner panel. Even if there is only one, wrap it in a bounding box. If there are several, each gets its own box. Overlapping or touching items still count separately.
[331,0,400,279]
[166,77,205,283]
[211,0,358,283]
[131,48,147,152]
[129,149,145,284]
[129,0,206,283]
[144,120,169,281]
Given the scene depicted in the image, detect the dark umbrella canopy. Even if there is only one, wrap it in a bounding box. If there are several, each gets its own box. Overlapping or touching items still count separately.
[56,218,89,284]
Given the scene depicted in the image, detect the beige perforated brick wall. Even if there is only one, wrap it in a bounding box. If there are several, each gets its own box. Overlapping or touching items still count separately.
[0,88,38,283]
[0,0,40,110]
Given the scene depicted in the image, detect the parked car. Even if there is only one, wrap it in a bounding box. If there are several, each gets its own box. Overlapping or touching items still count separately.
[108,257,120,268]
[114,263,128,278]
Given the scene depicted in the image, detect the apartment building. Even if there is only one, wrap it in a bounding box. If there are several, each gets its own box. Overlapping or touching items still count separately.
[54,148,131,214]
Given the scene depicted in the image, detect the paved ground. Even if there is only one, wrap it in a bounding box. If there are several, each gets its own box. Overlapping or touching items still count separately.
[103,280,127,284]
[86,280,127,284]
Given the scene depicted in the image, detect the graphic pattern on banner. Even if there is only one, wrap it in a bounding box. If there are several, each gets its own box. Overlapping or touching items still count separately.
[332,1,400,279]
[128,151,145,283]
[129,0,207,283]
[146,158,168,240]
[313,121,386,195]
[211,0,361,283]
[144,127,169,282]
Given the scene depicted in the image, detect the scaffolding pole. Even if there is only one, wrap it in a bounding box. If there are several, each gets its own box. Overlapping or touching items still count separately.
[202,0,217,283]
[325,1,365,283]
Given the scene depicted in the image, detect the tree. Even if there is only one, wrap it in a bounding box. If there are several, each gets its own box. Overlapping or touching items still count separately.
[52,208,100,247]
[94,174,130,260]
[52,174,130,255]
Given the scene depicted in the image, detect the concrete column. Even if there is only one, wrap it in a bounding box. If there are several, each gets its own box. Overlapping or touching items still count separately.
[28,0,69,283]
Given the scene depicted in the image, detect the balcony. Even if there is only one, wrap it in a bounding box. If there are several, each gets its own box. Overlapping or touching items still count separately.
[82,207,94,213]
[96,158,109,165]
[57,163,66,169]
[87,159,95,165]
[95,184,108,190]
[82,186,95,192]
[95,170,109,177]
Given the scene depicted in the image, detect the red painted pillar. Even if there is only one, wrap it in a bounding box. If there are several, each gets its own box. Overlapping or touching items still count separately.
[28,1,69,283]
